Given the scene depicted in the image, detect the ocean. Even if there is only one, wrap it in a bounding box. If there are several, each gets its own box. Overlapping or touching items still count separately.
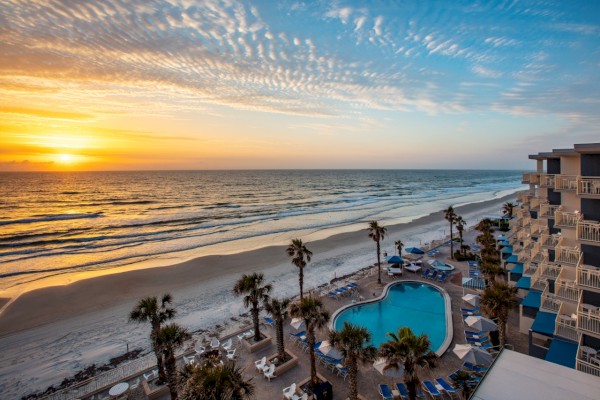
[0,169,523,296]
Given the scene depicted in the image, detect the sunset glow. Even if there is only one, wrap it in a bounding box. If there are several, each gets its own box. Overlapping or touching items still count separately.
[1,1,599,171]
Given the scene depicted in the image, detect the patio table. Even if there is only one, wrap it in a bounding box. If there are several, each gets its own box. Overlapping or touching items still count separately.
[108,382,129,398]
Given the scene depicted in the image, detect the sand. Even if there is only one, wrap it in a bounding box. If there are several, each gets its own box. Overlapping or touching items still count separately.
[0,193,517,397]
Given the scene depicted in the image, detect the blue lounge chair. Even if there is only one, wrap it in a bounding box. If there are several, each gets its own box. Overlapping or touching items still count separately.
[336,365,349,380]
[347,282,359,288]
[263,316,274,327]
[421,268,431,278]
[464,330,485,337]
[435,378,461,398]
[378,384,394,400]
[428,270,439,280]
[327,291,338,299]
[463,362,489,373]
[395,383,409,400]
[466,335,490,344]
[422,380,443,398]
[438,271,448,283]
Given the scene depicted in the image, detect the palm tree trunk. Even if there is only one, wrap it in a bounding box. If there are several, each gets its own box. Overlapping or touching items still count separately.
[498,318,506,347]
[376,240,381,284]
[276,320,285,361]
[407,378,417,400]
[164,350,178,400]
[349,357,358,400]
[449,221,454,259]
[252,302,261,342]
[307,327,318,387]
[151,325,167,383]
[299,265,304,301]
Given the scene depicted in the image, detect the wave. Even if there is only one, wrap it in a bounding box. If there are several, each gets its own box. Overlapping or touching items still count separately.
[0,213,103,227]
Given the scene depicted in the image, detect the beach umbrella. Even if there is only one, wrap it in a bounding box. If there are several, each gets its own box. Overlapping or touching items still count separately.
[317,341,343,359]
[290,317,304,330]
[453,344,493,366]
[462,293,480,307]
[373,357,405,378]
[386,255,404,264]
[465,315,498,332]
[405,247,425,255]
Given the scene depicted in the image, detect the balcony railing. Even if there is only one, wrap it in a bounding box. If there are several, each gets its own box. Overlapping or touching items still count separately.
[530,268,548,291]
[577,262,600,291]
[555,245,582,265]
[539,203,559,219]
[555,280,581,303]
[539,234,560,249]
[554,209,582,229]
[524,262,538,276]
[555,174,578,191]
[577,176,600,197]
[555,305,579,341]
[541,285,562,313]
[539,174,556,188]
[522,173,540,185]
[540,261,562,279]
[577,303,600,338]
[577,219,600,244]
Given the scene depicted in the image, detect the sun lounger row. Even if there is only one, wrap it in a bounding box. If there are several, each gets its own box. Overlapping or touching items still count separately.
[420,268,449,282]
[326,283,359,299]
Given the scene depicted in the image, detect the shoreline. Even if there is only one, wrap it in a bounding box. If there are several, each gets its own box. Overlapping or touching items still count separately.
[0,191,517,337]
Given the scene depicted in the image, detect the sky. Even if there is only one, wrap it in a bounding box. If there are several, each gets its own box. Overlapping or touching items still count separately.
[1,0,599,171]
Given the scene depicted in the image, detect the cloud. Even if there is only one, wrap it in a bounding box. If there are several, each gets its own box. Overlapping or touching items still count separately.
[472,65,503,79]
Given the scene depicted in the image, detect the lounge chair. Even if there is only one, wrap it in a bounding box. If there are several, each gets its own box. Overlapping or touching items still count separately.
[437,271,448,283]
[210,338,220,349]
[263,364,276,381]
[464,330,486,337]
[465,335,490,344]
[289,331,306,342]
[435,378,461,398]
[263,316,275,327]
[327,291,339,299]
[347,282,359,288]
[395,383,409,400]
[421,268,431,278]
[222,338,233,351]
[226,348,236,361]
[336,365,349,380]
[183,355,196,365]
[463,362,489,373]
[422,380,443,398]
[378,384,394,400]
[254,356,267,372]
[194,342,205,355]
[428,270,439,280]
[283,383,297,400]
[461,306,479,313]
[405,263,422,273]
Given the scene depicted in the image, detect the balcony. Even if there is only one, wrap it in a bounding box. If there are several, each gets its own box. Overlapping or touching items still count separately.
[530,268,548,291]
[539,203,559,219]
[577,176,600,198]
[539,234,560,249]
[555,305,579,342]
[539,174,556,188]
[577,262,600,292]
[522,173,540,185]
[555,279,581,303]
[577,303,600,339]
[530,197,542,211]
[540,285,561,313]
[554,209,582,229]
[577,219,600,245]
[555,174,578,191]
[540,261,562,279]
[555,245,582,265]
[524,262,538,276]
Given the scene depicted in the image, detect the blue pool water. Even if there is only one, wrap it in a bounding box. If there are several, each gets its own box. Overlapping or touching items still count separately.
[333,282,447,351]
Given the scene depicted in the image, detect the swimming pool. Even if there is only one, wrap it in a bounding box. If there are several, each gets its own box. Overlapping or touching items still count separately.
[331,281,452,356]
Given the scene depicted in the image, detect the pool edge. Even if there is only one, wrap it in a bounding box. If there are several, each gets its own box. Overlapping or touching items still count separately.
[328,280,453,358]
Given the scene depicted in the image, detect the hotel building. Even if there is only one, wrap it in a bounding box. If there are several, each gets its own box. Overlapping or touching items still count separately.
[500,143,600,376]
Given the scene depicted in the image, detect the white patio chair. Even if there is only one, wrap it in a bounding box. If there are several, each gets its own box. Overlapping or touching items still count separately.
[222,338,233,351]
[210,337,221,349]
[254,356,267,372]
[283,383,297,400]
[263,364,276,381]
[226,348,236,361]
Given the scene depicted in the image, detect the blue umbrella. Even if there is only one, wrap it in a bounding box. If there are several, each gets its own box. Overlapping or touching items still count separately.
[387,255,404,264]
[405,247,425,255]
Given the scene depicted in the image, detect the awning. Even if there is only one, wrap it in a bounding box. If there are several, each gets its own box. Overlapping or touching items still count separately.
[508,263,524,274]
[531,311,557,336]
[545,339,578,369]
[506,255,519,263]
[521,291,541,309]
[387,255,404,264]
[499,240,511,247]
[462,277,485,290]
[501,246,513,254]
[516,276,531,289]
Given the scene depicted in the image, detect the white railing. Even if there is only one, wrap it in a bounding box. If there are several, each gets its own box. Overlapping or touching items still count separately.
[539,203,559,219]
[577,219,600,244]
[555,209,582,229]
[555,279,581,303]
[555,244,582,265]
[577,262,600,291]
[577,176,600,197]
[540,174,556,188]
[555,174,578,191]
[541,285,562,313]
[555,305,579,342]
[530,267,548,291]
[576,357,600,377]
[540,261,562,279]
[577,303,600,337]
[524,262,538,276]
[540,234,560,248]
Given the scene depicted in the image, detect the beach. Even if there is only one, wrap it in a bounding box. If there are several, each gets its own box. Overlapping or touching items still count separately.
[0,192,516,397]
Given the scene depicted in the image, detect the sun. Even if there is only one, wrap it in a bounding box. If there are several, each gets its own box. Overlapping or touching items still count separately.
[57,154,74,163]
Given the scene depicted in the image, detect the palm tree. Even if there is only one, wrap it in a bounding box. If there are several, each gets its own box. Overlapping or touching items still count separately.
[233,273,272,342]
[379,327,438,400]
[450,370,475,400]
[154,323,191,400]
[395,239,404,256]
[179,360,254,400]
[286,238,313,300]
[502,202,515,218]
[289,297,330,388]
[264,297,291,362]
[129,294,176,383]
[329,322,376,400]
[480,282,518,347]
[367,221,387,284]
[479,259,504,288]
[444,206,456,259]
[454,215,466,256]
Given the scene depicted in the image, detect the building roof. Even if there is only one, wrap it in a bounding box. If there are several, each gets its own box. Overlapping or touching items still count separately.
[471,349,600,400]
[574,142,600,154]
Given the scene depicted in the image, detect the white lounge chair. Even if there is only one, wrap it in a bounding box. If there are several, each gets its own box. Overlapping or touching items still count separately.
[226,348,236,361]
[183,355,196,365]
[195,342,205,355]
[283,383,297,399]
[263,364,276,381]
[222,338,233,351]
[254,356,267,372]
[210,338,221,349]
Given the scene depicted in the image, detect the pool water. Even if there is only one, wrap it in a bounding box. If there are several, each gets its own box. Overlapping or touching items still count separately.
[333,282,447,351]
